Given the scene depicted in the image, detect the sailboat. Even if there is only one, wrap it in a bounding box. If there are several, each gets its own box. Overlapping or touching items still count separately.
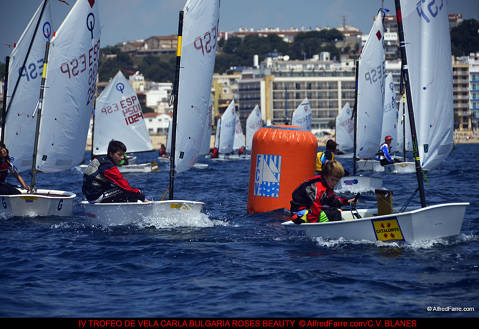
[291,98,312,131]
[336,10,385,194]
[1,0,100,218]
[81,0,220,224]
[383,74,415,173]
[78,70,158,174]
[283,1,468,243]
[334,102,354,159]
[245,104,263,152]
[212,99,235,160]
[230,109,247,159]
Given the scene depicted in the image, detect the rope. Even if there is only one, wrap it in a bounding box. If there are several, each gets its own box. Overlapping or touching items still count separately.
[399,187,419,212]
[160,184,170,201]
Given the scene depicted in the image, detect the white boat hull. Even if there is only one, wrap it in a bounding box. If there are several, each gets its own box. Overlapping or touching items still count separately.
[335,175,383,195]
[78,162,158,174]
[356,159,384,172]
[193,163,209,169]
[335,152,354,159]
[81,199,205,226]
[384,162,416,174]
[283,202,469,243]
[0,189,75,219]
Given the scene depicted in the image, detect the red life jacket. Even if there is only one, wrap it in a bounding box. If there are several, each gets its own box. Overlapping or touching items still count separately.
[290,175,348,223]
[0,160,12,183]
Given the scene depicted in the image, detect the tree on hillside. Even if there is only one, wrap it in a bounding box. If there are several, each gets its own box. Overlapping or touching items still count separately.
[451,19,479,56]
[98,52,134,81]
[138,55,175,82]
[289,30,343,60]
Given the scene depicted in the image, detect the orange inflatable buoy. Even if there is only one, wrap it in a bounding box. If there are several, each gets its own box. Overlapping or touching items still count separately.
[247,125,317,214]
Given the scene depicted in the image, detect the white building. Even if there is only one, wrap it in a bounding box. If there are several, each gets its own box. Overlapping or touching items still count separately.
[144,82,172,113]
[143,112,171,135]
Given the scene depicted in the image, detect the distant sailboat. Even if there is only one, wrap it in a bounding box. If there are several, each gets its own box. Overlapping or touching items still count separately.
[216,100,236,158]
[334,102,354,158]
[245,104,263,152]
[1,0,100,218]
[284,1,468,243]
[79,70,158,173]
[380,73,397,144]
[291,98,312,131]
[233,110,245,151]
[336,9,385,194]
[383,73,415,174]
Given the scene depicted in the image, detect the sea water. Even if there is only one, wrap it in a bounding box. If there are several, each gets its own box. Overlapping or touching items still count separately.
[0,144,477,317]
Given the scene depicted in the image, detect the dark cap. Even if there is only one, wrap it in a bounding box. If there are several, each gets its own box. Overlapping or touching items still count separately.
[326,139,337,151]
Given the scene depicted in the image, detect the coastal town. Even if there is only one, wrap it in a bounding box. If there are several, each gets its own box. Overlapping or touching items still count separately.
[3,14,479,147]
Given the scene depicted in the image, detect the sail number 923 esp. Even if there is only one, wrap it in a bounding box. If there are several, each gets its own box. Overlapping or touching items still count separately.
[193,20,219,56]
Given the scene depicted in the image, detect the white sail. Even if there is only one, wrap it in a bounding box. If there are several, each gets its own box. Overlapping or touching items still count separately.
[335,102,354,152]
[356,10,385,159]
[214,117,220,149]
[93,70,153,155]
[200,97,213,155]
[380,73,397,143]
[174,0,220,172]
[291,98,312,131]
[36,0,101,172]
[218,100,235,154]
[401,0,453,170]
[233,111,245,150]
[4,0,52,172]
[245,104,263,151]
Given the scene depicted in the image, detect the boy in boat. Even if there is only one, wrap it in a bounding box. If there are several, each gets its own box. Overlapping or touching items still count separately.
[376,135,400,166]
[82,140,147,203]
[315,139,349,176]
[0,143,30,195]
[315,139,337,174]
[158,144,168,158]
[290,160,356,224]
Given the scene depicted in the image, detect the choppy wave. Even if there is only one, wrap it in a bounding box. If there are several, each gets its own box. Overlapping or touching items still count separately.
[1,145,478,317]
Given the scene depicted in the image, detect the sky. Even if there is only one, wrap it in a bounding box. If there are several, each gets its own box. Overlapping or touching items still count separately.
[1,0,478,61]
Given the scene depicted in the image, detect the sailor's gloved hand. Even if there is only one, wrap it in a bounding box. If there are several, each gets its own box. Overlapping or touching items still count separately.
[291,210,309,225]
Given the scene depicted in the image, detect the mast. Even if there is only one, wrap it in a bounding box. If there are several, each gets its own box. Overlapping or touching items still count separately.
[169,10,184,200]
[1,56,9,144]
[394,0,426,207]
[352,60,359,176]
[399,70,407,161]
[90,106,95,159]
[31,40,51,192]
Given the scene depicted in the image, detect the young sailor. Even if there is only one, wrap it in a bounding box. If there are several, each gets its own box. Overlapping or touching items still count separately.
[82,140,147,203]
[315,139,337,174]
[290,160,356,224]
[377,136,396,166]
[0,143,30,195]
